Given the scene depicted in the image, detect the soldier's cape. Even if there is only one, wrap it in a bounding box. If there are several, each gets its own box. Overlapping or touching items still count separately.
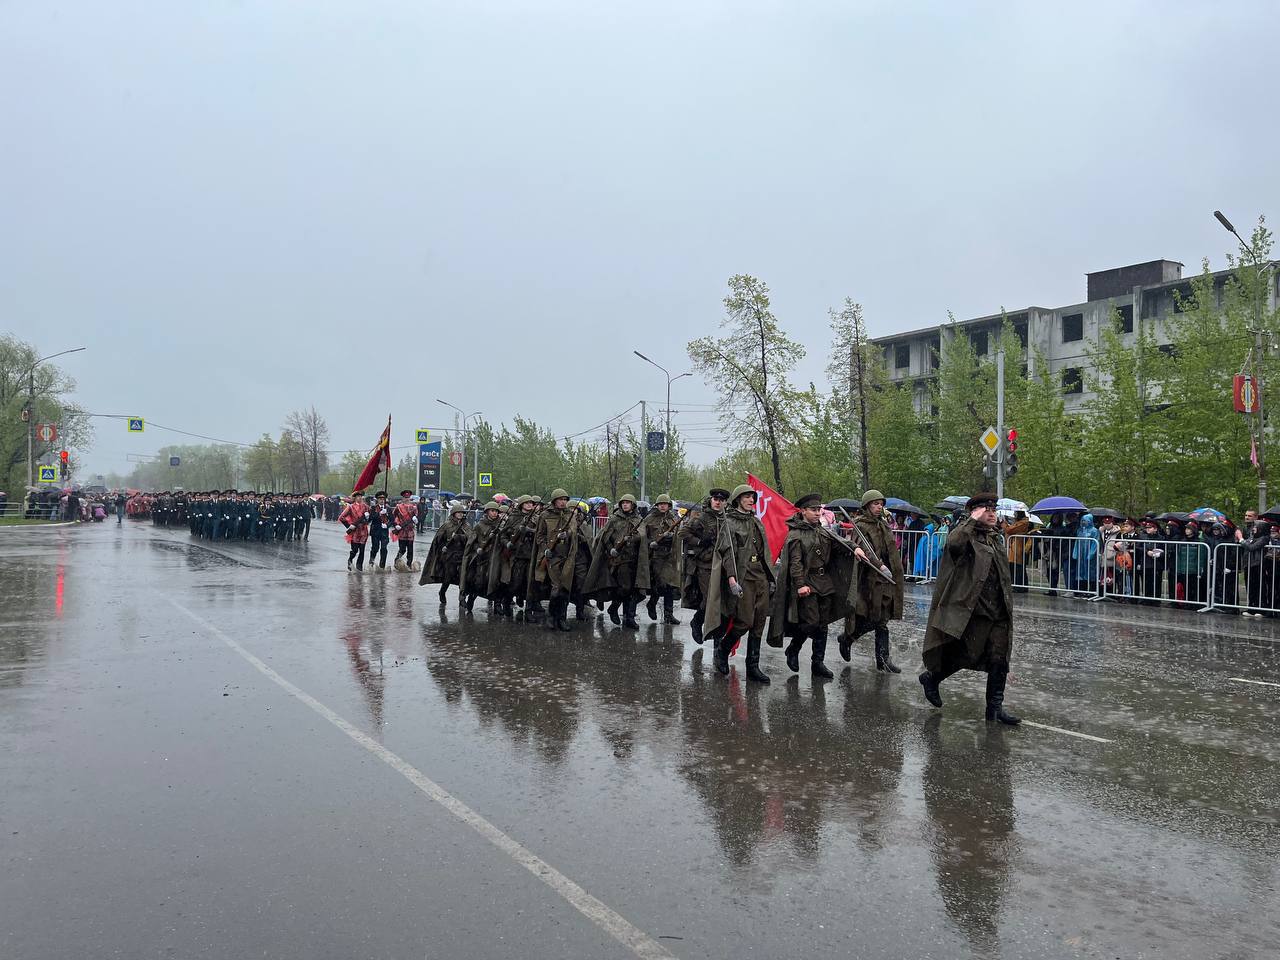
[419,518,469,585]
[642,509,685,594]
[703,509,773,638]
[486,509,536,598]
[583,508,652,600]
[458,516,500,597]
[523,505,586,597]
[765,515,859,648]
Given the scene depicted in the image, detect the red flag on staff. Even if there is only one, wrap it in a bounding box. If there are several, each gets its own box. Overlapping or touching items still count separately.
[353,415,392,493]
[746,473,793,564]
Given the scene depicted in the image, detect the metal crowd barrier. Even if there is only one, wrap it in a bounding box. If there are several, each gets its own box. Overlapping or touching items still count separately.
[897,528,936,583]
[1210,542,1280,616]
[1004,534,1099,597]
[1098,538,1212,610]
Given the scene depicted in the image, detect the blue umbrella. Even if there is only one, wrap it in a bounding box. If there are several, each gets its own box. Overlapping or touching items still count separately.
[1188,506,1225,521]
[1031,495,1086,514]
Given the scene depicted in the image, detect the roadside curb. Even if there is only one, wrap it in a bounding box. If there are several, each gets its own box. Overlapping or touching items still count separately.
[0,520,80,531]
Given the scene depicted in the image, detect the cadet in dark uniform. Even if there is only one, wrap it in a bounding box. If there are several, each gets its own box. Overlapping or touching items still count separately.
[682,487,729,644]
[642,494,683,624]
[367,491,392,569]
[766,493,858,679]
[706,484,774,683]
[919,492,1020,725]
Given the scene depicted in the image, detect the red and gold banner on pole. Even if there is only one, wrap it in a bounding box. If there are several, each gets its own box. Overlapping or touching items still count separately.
[746,473,793,564]
[353,416,392,493]
[1234,374,1260,413]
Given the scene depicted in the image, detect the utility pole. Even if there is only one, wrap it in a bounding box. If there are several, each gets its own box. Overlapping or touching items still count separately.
[996,347,1006,500]
[639,400,647,503]
[24,346,86,487]
[633,351,692,493]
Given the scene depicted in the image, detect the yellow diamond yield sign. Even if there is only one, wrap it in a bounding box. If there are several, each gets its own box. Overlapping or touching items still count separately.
[979,427,1000,454]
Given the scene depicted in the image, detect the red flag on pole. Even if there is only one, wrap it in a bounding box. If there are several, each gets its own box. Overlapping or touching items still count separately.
[353,415,392,493]
[1251,436,1259,469]
[746,473,793,563]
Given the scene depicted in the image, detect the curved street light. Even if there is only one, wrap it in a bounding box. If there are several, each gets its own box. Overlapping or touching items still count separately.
[436,399,482,495]
[633,351,692,491]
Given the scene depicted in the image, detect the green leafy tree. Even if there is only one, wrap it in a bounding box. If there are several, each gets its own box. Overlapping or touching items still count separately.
[826,298,875,492]
[0,335,93,493]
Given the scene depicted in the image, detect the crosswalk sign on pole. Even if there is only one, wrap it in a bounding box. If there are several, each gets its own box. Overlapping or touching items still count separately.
[416,429,430,444]
[478,473,493,488]
[38,465,58,483]
[128,417,145,433]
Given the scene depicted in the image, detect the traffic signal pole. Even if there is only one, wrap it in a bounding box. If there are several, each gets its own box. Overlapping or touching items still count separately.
[639,399,647,503]
[996,348,1005,500]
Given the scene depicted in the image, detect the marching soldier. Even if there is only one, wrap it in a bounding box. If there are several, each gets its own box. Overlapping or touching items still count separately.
[391,490,419,570]
[766,493,857,679]
[488,495,541,620]
[642,494,683,624]
[339,493,372,571]
[459,501,503,612]
[682,487,729,644]
[706,484,774,683]
[530,490,585,632]
[584,493,650,629]
[368,491,392,569]
[421,502,469,600]
[838,490,905,674]
[918,492,1020,725]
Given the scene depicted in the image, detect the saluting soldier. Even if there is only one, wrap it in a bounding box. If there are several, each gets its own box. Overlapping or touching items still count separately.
[838,490,906,674]
[459,501,503,613]
[529,489,584,632]
[584,494,650,628]
[642,494,683,624]
[420,502,469,600]
[682,487,729,643]
[706,484,774,683]
[918,492,1020,725]
[766,493,858,679]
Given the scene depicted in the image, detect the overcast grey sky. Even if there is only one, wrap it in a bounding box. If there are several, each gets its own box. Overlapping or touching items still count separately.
[3,0,1277,476]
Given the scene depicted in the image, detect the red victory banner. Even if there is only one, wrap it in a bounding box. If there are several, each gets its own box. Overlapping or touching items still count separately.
[1234,374,1260,413]
[746,473,794,563]
[353,415,392,493]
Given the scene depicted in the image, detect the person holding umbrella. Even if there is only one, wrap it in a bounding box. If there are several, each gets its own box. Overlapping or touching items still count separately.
[918,492,1020,725]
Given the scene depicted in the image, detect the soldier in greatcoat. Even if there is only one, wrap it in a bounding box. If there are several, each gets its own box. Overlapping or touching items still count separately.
[837,489,906,674]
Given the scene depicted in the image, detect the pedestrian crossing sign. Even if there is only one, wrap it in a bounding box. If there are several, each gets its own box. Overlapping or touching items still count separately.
[38,465,58,483]
[128,417,145,433]
[416,429,430,444]
[479,473,493,487]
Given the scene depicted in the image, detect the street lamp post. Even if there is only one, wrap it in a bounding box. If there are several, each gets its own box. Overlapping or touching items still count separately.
[1215,210,1275,513]
[436,399,482,497]
[633,351,692,492]
[24,346,86,488]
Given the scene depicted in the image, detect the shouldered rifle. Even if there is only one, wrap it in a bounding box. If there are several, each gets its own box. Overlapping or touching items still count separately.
[835,506,896,584]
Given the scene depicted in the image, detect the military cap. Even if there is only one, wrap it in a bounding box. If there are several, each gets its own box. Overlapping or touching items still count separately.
[376,490,387,498]
[861,489,885,505]
[549,488,570,501]
[709,487,731,499]
[654,494,672,505]
[966,491,999,511]
[794,493,823,510]
[730,484,755,503]
[400,489,414,498]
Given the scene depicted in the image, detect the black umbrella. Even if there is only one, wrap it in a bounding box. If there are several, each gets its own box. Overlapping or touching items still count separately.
[826,497,861,511]
[935,495,968,512]
[1155,511,1190,522]
[885,498,927,517]
[1088,507,1127,520]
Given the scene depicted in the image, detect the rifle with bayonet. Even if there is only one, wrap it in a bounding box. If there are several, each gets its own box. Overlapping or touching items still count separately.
[834,505,897,584]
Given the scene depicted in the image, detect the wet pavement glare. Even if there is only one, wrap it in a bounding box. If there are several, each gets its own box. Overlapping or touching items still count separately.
[1,523,1278,959]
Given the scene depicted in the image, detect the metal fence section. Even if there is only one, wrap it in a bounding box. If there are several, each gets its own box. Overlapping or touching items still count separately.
[1209,542,1280,615]
[1097,538,1212,609]
[1005,534,1101,597]
[897,528,936,582]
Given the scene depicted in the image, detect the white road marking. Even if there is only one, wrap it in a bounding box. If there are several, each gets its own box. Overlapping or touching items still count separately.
[169,600,677,960]
[1019,720,1112,743]
[1229,677,1280,688]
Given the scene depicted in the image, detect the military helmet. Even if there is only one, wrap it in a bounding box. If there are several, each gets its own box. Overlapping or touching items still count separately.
[483,500,501,512]
[450,501,467,515]
[654,494,672,505]
[549,488,570,502]
[514,494,533,506]
[730,483,755,503]
[861,489,886,505]
[618,493,637,506]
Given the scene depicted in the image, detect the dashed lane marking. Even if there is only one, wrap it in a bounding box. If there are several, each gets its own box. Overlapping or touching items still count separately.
[1229,677,1280,688]
[1019,720,1112,743]
[168,599,677,960]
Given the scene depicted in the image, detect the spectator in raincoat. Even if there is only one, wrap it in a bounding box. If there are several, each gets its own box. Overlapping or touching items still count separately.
[1171,520,1207,604]
[1072,514,1101,595]
[1003,511,1034,591]
[912,522,936,578]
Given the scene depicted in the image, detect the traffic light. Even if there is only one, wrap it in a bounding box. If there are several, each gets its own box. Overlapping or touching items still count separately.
[1004,429,1018,477]
[59,450,69,464]
[632,454,640,481]
[982,453,997,479]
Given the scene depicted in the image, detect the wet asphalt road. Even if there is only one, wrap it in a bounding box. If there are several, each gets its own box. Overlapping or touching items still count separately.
[2,522,1278,960]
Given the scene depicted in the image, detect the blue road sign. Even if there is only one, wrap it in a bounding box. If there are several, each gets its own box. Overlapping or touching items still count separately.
[38,465,58,483]
[128,417,145,432]
[478,473,493,487]
[416,429,430,444]
[169,456,181,467]
[647,431,665,452]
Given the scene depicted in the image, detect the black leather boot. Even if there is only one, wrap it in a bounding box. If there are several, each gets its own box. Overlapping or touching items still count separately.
[607,600,621,625]
[438,585,448,603]
[744,635,770,684]
[874,626,901,673]
[527,601,544,624]
[662,593,680,625]
[713,634,731,675]
[919,670,943,708]
[985,667,1021,725]
[838,632,852,662]
[575,602,588,621]
[544,598,560,631]
[811,633,833,679]
[465,593,477,613]
[784,637,802,673]
[690,609,705,644]
[623,598,639,630]
[556,598,572,632]
[646,594,659,621]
